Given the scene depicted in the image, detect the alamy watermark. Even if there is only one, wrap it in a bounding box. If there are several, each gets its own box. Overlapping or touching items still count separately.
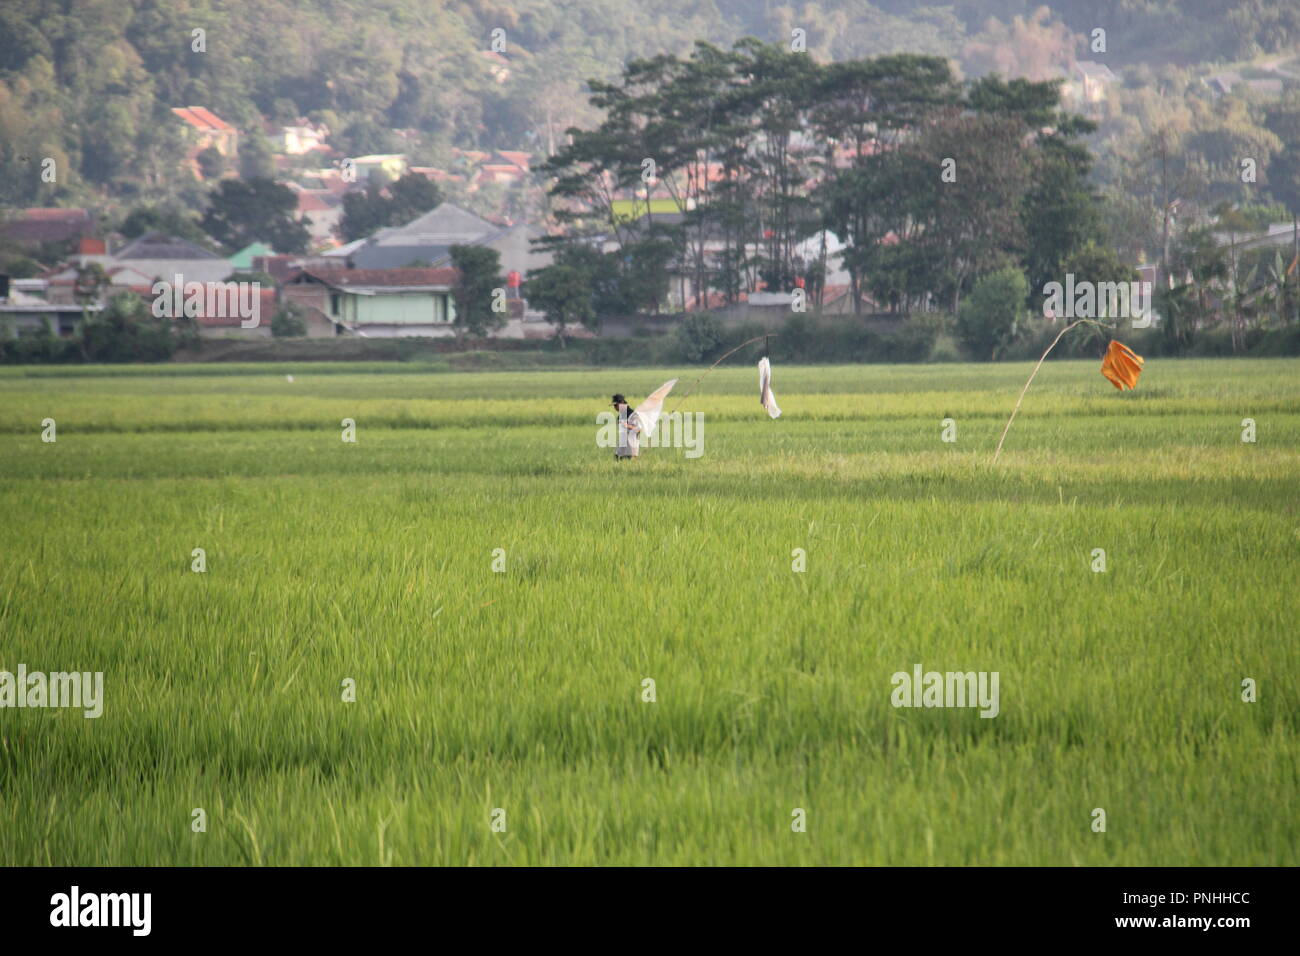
[596,410,705,458]
[0,665,103,718]
[1043,273,1152,328]
[50,886,150,935]
[151,276,261,328]
[890,664,1000,718]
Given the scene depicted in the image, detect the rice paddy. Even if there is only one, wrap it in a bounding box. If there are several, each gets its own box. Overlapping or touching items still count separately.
[0,358,1296,865]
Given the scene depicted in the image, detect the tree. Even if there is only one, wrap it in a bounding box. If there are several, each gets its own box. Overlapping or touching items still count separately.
[1252,247,1300,329]
[956,267,1028,360]
[1264,97,1300,325]
[1264,99,1300,218]
[201,178,309,254]
[333,119,399,157]
[1160,226,1230,347]
[119,204,211,245]
[532,238,633,321]
[1021,116,1103,303]
[339,185,393,243]
[812,54,958,314]
[449,244,505,342]
[620,238,676,314]
[196,146,225,180]
[239,132,277,180]
[729,39,822,295]
[901,110,1031,313]
[72,263,109,307]
[339,172,442,242]
[1060,242,1139,301]
[961,9,1077,83]
[524,263,595,346]
[673,313,722,362]
[387,171,442,223]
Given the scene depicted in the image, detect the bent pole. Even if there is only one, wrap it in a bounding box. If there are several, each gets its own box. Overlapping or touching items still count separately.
[669,334,774,417]
[992,319,1100,463]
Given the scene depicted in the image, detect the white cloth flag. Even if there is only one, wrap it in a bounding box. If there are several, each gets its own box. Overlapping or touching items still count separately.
[758,357,781,418]
[635,379,677,438]
[623,378,677,455]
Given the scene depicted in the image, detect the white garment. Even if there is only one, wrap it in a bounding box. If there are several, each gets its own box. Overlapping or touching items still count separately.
[616,408,642,457]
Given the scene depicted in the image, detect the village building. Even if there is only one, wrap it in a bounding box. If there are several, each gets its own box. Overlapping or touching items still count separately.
[47,232,235,305]
[281,266,459,337]
[0,208,95,246]
[172,106,239,178]
[0,274,101,337]
[321,202,551,278]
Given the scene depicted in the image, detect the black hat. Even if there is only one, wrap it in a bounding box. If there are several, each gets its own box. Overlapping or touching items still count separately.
[611,394,627,406]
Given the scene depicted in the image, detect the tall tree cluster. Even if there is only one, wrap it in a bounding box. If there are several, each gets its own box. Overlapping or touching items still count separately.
[538,41,1102,319]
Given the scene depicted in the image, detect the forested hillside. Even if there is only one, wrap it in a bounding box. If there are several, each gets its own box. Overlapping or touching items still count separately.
[3,0,1300,207]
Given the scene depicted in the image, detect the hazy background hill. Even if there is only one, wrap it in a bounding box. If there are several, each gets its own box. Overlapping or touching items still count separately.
[3,0,1300,208]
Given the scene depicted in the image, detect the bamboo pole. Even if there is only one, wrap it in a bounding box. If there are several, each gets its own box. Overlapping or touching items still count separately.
[992,319,1101,463]
[668,333,774,416]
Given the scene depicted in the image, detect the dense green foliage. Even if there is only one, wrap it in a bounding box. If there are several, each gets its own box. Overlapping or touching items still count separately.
[9,306,1300,367]
[539,46,1103,318]
[200,178,311,254]
[0,293,191,365]
[270,300,308,338]
[340,172,444,243]
[957,268,1029,360]
[78,293,190,362]
[673,314,723,362]
[524,262,597,341]
[449,243,506,339]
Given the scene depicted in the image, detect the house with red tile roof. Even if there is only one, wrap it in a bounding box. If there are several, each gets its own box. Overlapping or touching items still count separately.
[453,148,491,166]
[473,163,529,188]
[172,106,238,178]
[494,151,532,173]
[173,106,235,136]
[409,167,467,187]
[0,208,95,245]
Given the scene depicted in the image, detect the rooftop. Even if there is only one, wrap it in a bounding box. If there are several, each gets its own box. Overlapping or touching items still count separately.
[114,232,222,261]
[290,266,458,290]
[172,106,235,133]
[0,208,94,243]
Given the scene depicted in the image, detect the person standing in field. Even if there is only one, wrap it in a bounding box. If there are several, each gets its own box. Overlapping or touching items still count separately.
[609,381,675,461]
[612,393,642,460]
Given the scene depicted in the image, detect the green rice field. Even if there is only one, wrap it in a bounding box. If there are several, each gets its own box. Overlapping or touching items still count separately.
[0,358,1296,865]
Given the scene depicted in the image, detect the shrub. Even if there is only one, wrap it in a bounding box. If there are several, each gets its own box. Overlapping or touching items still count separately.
[957,268,1028,360]
[927,333,963,363]
[886,313,946,362]
[271,302,308,338]
[0,320,78,364]
[673,313,723,362]
[79,293,179,363]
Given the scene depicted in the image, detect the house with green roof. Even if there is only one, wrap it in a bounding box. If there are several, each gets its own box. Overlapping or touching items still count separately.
[230,242,274,272]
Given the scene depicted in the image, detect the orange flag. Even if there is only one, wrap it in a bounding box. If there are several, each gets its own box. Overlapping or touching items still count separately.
[1100,340,1143,390]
